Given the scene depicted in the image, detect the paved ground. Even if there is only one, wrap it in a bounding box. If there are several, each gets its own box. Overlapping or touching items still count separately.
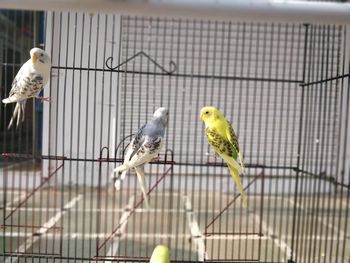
[0,180,349,262]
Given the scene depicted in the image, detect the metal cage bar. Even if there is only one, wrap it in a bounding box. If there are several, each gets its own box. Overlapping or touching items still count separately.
[0,9,349,263]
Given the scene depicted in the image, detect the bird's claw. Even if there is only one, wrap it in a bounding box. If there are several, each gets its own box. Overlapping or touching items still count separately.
[114,179,122,191]
[151,156,161,162]
[36,96,51,103]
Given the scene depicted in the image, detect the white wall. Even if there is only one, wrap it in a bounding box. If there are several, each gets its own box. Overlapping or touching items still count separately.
[43,12,121,186]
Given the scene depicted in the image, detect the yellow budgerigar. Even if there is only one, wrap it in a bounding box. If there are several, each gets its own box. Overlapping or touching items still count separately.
[200,106,248,207]
[150,244,170,263]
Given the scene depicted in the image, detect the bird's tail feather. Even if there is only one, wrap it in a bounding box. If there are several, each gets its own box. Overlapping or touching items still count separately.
[238,152,245,174]
[2,96,19,104]
[8,101,26,129]
[135,166,150,209]
[227,164,248,208]
[221,154,242,174]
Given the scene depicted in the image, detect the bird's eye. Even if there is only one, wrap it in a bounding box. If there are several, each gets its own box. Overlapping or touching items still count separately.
[40,54,44,57]
[205,111,209,114]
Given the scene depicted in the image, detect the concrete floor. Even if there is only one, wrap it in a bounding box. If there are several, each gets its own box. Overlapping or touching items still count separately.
[0,186,349,263]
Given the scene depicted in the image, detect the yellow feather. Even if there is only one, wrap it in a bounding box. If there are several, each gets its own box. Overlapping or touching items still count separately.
[200,106,248,207]
[227,165,248,208]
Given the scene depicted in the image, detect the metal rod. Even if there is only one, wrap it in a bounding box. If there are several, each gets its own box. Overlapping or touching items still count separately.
[1,0,350,24]
[4,163,64,221]
[51,65,303,83]
[204,172,262,232]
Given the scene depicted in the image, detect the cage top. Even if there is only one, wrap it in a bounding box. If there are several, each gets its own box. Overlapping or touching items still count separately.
[0,0,350,24]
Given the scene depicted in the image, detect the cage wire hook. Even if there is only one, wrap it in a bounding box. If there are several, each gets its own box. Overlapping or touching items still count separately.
[105,51,177,75]
[99,146,110,160]
[114,134,135,158]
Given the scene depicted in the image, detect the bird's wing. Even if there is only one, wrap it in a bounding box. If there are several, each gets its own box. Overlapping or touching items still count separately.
[225,119,245,171]
[127,135,163,168]
[205,126,238,160]
[126,124,146,162]
[122,124,163,168]
[8,67,25,98]
[225,118,240,153]
[9,65,44,100]
[134,165,150,209]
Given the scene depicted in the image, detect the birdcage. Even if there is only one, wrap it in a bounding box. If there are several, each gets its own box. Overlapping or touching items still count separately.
[1,1,349,262]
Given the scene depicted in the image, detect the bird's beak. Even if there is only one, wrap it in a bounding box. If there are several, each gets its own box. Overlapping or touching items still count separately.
[200,113,204,121]
[31,54,38,64]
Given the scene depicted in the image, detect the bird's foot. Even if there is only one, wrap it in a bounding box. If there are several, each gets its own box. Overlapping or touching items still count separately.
[206,152,219,162]
[36,96,51,103]
[151,156,161,162]
[114,179,122,191]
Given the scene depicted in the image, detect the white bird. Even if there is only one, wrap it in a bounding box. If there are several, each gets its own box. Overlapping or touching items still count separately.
[2,47,51,129]
[111,107,169,209]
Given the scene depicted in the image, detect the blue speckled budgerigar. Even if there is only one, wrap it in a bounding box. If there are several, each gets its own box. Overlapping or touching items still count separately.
[111,107,169,208]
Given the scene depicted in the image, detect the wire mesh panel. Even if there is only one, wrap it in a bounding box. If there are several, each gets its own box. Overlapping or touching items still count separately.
[0,9,350,263]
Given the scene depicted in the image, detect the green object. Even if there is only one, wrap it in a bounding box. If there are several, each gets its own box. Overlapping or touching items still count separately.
[150,245,170,263]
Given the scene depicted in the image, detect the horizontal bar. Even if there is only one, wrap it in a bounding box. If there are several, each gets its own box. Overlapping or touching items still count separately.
[205,260,259,262]
[1,252,285,262]
[3,252,61,257]
[0,224,62,230]
[51,65,302,83]
[1,153,298,169]
[2,153,342,184]
[300,73,350,86]
[0,0,350,24]
[204,232,262,236]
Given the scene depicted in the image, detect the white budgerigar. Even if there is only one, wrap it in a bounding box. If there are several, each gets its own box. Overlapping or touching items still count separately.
[111,107,169,208]
[2,47,51,128]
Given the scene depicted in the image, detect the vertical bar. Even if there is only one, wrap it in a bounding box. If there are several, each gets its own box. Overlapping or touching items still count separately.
[99,13,109,257]
[269,22,281,260]
[179,18,189,262]
[290,23,309,263]
[215,20,225,260]
[81,11,93,259]
[113,13,123,259]
[67,11,78,259]
[276,23,290,261]
[60,10,70,257]
[51,10,63,256]
[194,18,204,259]
[171,17,181,262]
[308,24,324,263]
[320,24,333,263]
[74,12,85,260]
[251,21,261,261]
[258,22,268,262]
[340,37,350,261]
[337,25,349,262]
[223,21,232,261]
[203,19,212,261]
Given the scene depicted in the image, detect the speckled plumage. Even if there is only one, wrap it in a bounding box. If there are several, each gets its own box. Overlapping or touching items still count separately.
[2,47,51,128]
[201,106,247,207]
[111,107,169,209]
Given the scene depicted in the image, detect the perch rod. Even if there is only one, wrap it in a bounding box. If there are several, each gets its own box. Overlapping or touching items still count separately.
[0,0,349,24]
